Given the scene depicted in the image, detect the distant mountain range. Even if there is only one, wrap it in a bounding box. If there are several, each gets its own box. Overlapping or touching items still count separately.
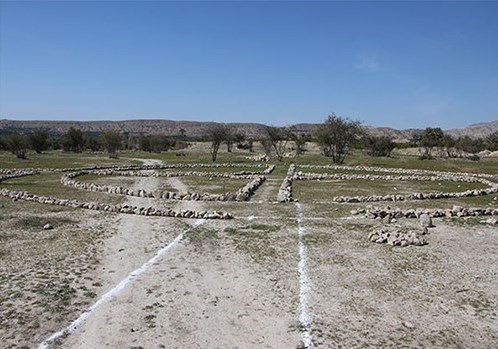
[0,119,497,141]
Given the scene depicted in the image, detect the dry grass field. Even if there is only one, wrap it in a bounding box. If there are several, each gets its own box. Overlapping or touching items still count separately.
[1,144,497,349]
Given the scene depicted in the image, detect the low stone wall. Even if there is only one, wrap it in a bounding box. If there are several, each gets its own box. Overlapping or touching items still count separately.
[0,188,233,220]
[291,170,498,203]
[298,164,498,180]
[352,205,498,219]
[294,172,483,183]
[51,162,274,172]
[0,170,39,182]
[91,169,259,179]
[246,155,270,162]
[0,163,274,219]
[61,170,267,202]
[277,164,295,202]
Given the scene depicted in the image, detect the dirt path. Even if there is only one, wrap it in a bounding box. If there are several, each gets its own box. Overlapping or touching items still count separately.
[250,178,281,203]
[41,159,298,348]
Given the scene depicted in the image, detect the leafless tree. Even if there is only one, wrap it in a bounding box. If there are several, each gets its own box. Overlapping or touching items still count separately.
[262,126,292,161]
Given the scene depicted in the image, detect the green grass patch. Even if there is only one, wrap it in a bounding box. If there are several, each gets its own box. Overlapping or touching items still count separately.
[180,177,249,194]
[76,174,135,187]
[185,228,219,250]
[12,216,77,232]
[224,224,282,262]
[248,223,281,232]
[160,166,266,173]
[1,172,125,204]
[0,150,140,169]
[292,178,489,203]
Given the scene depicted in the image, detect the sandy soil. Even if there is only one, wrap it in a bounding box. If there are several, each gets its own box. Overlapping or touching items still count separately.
[304,215,498,348]
[46,160,299,349]
[1,158,497,349]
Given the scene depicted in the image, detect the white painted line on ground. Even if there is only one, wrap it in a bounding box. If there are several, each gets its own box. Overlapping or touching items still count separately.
[238,216,326,221]
[339,216,363,220]
[296,203,314,348]
[37,219,206,349]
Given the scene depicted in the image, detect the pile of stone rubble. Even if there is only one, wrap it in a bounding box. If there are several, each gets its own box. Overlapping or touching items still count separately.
[368,229,428,247]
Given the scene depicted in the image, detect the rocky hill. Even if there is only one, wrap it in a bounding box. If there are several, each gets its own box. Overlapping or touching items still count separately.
[0,118,497,141]
[446,120,498,139]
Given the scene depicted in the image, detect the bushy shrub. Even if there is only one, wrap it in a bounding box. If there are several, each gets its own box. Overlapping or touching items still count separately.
[365,136,395,157]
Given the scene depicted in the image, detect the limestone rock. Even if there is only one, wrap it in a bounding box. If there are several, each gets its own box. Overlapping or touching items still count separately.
[419,213,433,228]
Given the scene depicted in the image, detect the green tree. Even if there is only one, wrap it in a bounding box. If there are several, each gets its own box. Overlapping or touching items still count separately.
[260,138,272,156]
[6,132,28,159]
[455,136,482,156]
[291,131,307,156]
[139,134,173,153]
[27,129,50,154]
[484,131,498,151]
[441,134,456,158]
[364,135,395,157]
[0,136,7,151]
[63,127,86,153]
[234,132,245,146]
[412,127,444,159]
[101,130,123,158]
[314,114,363,164]
[86,135,102,152]
[224,126,235,153]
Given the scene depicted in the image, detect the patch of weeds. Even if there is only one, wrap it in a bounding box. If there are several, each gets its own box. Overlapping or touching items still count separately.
[224,226,281,263]
[248,224,280,232]
[301,231,336,246]
[186,228,219,250]
[83,290,97,298]
[460,292,494,317]
[13,215,77,231]
[444,217,487,227]
[224,227,237,234]
[53,284,77,302]
[31,281,77,310]
[144,314,156,328]
[143,305,154,311]
[346,223,375,231]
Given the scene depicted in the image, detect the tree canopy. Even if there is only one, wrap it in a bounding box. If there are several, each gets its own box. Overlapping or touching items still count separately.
[314,114,363,164]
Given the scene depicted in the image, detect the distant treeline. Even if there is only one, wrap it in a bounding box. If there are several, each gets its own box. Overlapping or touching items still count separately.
[1,119,498,163]
[0,127,190,159]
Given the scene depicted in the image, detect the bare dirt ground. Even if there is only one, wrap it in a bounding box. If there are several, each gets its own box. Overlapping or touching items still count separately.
[1,156,497,349]
[50,160,300,349]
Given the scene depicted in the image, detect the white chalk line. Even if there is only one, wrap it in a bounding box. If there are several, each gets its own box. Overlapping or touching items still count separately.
[239,215,325,221]
[296,203,314,348]
[37,219,206,349]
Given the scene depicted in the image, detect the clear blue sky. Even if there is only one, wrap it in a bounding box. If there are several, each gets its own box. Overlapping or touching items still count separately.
[1,1,497,130]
